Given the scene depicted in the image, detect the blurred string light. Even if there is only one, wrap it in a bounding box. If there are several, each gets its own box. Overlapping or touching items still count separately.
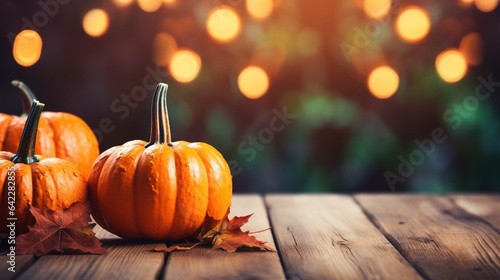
[459,32,484,66]
[252,42,287,75]
[112,0,134,8]
[238,66,269,99]
[206,6,241,43]
[137,0,162,13]
[367,65,399,99]
[169,49,201,83]
[82,9,109,37]
[395,6,431,43]
[435,49,467,83]
[246,0,274,20]
[162,0,177,6]
[153,32,177,66]
[475,0,499,12]
[13,30,43,67]
[362,0,391,19]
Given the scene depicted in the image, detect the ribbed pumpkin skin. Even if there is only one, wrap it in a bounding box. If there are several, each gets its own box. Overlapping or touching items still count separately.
[0,112,99,178]
[88,140,232,241]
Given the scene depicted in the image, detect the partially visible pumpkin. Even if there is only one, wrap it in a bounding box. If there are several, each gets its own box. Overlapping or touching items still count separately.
[0,81,99,178]
[0,100,88,235]
[88,83,232,241]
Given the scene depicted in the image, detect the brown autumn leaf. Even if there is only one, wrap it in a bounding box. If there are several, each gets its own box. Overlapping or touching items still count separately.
[205,213,276,253]
[152,242,200,253]
[16,201,106,256]
[152,208,275,253]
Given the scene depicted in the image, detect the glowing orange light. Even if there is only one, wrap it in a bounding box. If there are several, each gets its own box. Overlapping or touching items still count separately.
[137,0,162,13]
[246,0,274,20]
[162,0,177,6]
[459,32,484,66]
[153,32,177,66]
[363,0,391,19]
[13,30,43,67]
[169,49,202,83]
[395,6,431,43]
[475,0,498,12]
[206,6,241,43]
[238,66,269,99]
[112,0,134,8]
[436,49,467,83]
[82,9,109,37]
[367,66,399,99]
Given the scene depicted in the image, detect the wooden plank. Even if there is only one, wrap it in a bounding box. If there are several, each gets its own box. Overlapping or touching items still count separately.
[449,194,500,227]
[266,194,422,279]
[163,195,286,280]
[355,194,500,280]
[17,222,165,279]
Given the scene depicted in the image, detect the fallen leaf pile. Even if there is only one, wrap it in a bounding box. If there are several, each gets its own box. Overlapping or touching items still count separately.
[152,209,275,253]
[16,201,106,256]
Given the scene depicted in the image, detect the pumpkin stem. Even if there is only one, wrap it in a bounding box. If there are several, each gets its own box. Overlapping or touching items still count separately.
[11,80,37,115]
[145,83,172,148]
[11,100,45,164]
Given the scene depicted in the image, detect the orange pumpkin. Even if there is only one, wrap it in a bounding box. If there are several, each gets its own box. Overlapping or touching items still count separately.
[0,81,99,178]
[0,100,88,235]
[88,83,232,240]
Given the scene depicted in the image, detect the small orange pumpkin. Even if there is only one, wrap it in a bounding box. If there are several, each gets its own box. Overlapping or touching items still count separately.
[0,81,99,178]
[88,83,232,240]
[0,100,88,235]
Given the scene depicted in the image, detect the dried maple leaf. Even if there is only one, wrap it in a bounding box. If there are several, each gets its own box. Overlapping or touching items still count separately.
[152,242,200,253]
[151,208,275,253]
[206,213,276,253]
[16,201,106,256]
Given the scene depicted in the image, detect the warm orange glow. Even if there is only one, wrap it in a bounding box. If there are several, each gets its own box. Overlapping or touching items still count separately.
[82,9,109,37]
[475,0,499,12]
[395,6,431,43]
[363,0,391,19]
[246,0,274,20]
[459,32,484,66]
[252,42,287,75]
[169,49,202,83]
[13,30,43,67]
[162,0,177,6]
[137,0,162,12]
[206,6,241,43]
[112,0,134,8]
[436,49,468,83]
[153,32,177,66]
[238,66,269,99]
[367,66,399,99]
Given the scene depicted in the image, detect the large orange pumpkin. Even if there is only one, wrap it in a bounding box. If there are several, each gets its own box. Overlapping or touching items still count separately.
[88,83,232,241]
[0,100,88,235]
[0,81,99,178]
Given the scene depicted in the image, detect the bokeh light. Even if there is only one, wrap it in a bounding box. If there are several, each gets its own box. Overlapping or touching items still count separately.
[137,0,162,13]
[395,6,431,43]
[169,49,202,83]
[206,6,241,43]
[153,32,177,66]
[363,0,391,19]
[112,0,134,8]
[475,0,499,12]
[13,30,43,67]
[163,0,177,5]
[459,32,484,66]
[367,66,399,99]
[435,49,467,83]
[246,0,274,20]
[82,9,109,37]
[238,66,269,99]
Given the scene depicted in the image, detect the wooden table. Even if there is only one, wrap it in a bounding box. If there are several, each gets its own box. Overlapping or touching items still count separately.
[1,194,499,279]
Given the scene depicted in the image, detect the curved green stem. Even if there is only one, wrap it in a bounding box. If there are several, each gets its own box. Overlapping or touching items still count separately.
[145,83,172,148]
[11,100,45,164]
[11,80,37,114]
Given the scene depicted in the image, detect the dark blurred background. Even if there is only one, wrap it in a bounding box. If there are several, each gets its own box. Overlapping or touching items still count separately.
[1,0,500,193]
